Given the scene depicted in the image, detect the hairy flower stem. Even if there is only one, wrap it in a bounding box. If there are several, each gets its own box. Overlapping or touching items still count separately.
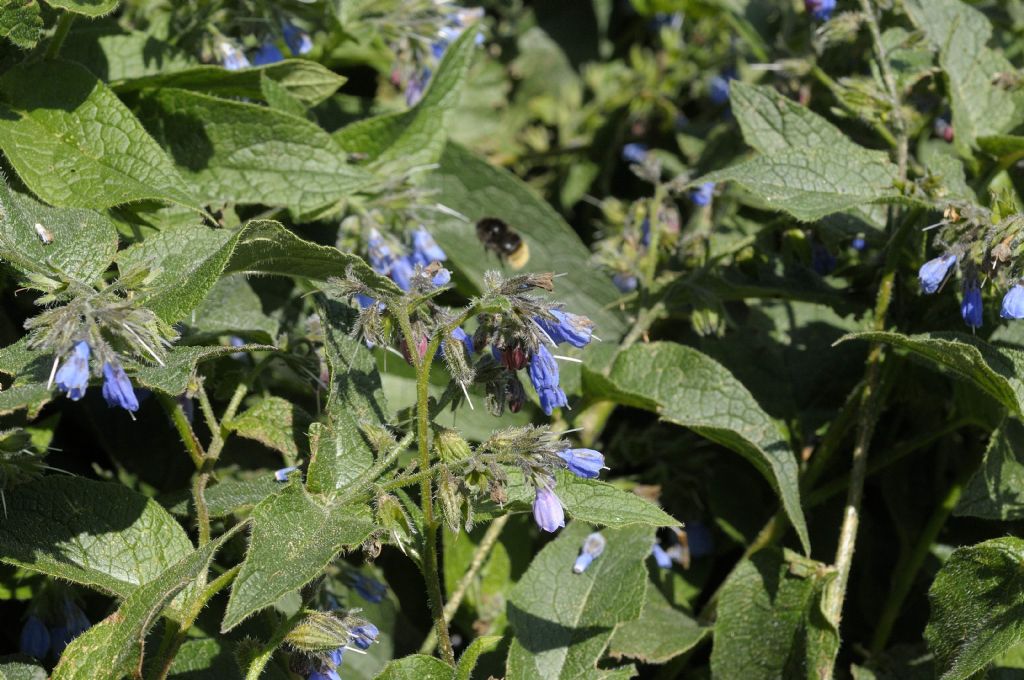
[395,306,455,665]
[45,13,75,59]
[193,382,248,546]
[419,514,510,655]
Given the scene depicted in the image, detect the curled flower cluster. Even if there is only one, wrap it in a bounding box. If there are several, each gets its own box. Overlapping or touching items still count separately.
[531,447,606,532]
[52,340,139,412]
[365,227,451,295]
[916,250,1024,328]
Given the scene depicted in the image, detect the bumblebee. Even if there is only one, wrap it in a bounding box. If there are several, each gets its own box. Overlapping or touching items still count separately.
[475,217,530,269]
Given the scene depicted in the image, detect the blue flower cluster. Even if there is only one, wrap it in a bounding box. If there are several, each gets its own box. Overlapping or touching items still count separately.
[219,21,314,70]
[917,252,1024,327]
[20,598,90,660]
[532,447,606,533]
[405,7,484,106]
[366,228,450,295]
[690,181,716,208]
[805,0,836,21]
[349,573,388,604]
[53,341,138,412]
[307,623,379,680]
[524,308,595,415]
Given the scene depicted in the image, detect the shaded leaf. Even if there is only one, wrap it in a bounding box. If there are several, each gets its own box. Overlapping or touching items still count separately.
[189,274,279,344]
[0,657,46,680]
[591,342,809,553]
[956,418,1024,520]
[225,397,310,462]
[167,477,282,520]
[925,537,1024,680]
[374,655,453,680]
[0,60,197,211]
[455,636,503,680]
[608,582,708,664]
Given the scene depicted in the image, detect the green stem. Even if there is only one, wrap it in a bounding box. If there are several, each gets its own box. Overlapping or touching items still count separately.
[193,382,248,546]
[245,610,305,680]
[810,66,898,149]
[418,515,510,655]
[45,13,75,59]
[395,306,455,666]
[158,394,205,469]
[336,432,416,505]
[869,462,974,656]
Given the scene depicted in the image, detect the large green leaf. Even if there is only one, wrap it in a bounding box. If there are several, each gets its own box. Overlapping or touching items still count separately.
[591,342,809,553]
[225,396,310,463]
[61,26,196,82]
[136,88,375,213]
[0,657,46,680]
[164,638,241,680]
[904,0,1024,154]
[374,655,453,680]
[189,274,280,343]
[44,0,118,17]
[0,476,193,598]
[710,548,838,680]
[306,297,390,495]
[956,418,1024,520]
[0,181,118,285]
[221,483,376,631]
[0,0,41,49]
[0,60,197,211]
[608,582,708,664]
[423,142,626,345]
[116,60,345,107]
[167,477,282,520]
[51,530,234,680]
[506,523,652,680]
[730,81,854,155]
[334,27,478,176]
[840,331,1024,416]
[925,537,1024,680]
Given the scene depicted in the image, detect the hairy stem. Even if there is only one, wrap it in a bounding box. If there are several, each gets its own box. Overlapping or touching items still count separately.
[45,13,75,59]
[193,382,248,546]
[244,610,305,680]
[419,515,510,655]
[158,394,205,469]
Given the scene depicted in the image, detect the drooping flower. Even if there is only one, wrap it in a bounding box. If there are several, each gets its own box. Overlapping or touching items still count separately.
[274,466,299,482]
[557,448,605,479]
[805,0,836,21]
[349,623,379,651]
[852,236,866,251]
[431,268,452,287]
[252,43,285,66]
[309,648,343,680]
[55,341,90,401]
[217,42,250,71]
[962,281,983,329]
[527,345,568,415]
[918,254,957,294]
[573,532,607,574]
[450,327,475,355]
[367,229,393,273]
[532,481,565,533]
[284,23,313,55]
[690,182,715,207]
[19,615,50,658]
[411,228,447,266]
[535,309,594,348]
[350,573,387,603]
[651,543,673,569]
[1002,285,1024,320]
[613,272,638,293]
[811,243,836,276]
[389,256,414,292]
[621,143,648,164]
[102,361,139,412]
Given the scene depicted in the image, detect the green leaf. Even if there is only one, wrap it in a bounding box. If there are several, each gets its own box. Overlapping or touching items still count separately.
[165,638,241,680]
[221,483,376,631]
[334,27,477,176]
[978,135,1024,159]
[0,0,41,49]
[136,88,374,213]
[130,344,272,396]
[710,548,838,680]
[608,582,708,664]
[423,142,626,345]
[956,418,1024,520]
[167,477,282,520]
[189,274,279,343]
[0,60,197,211]
[904,0,1024,154]
[0,657,46,680]
[730,81,854,154]
[0,181,118,285]
[374,655,453,680]
[925,537,1024,680]
[455,636,503,680]
[698,146,901,222]
[0,476,193,598]
[592,342,810,553]
[51,529,235,680]
[260,73,308,118]
[61,26,196,82]
[225,397,310,462]
[307,297,390,495]
[116,60,346,107]
[839,331,1024,416]
[43,0,117,17]
[506,522,652,680]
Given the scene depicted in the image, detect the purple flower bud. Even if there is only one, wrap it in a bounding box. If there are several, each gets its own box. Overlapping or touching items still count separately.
[535,310,594,348]
[367,229,393,273]
[528,345,568,415]
[639,217,651,247]
[283,23,313,55]
[19,615,50,658]
[274,466,299,482]
[252,43,285,66]
[55,341,90,401]
[919,254,957,294]
[622,143,648,164]
[328,647,344,665]
[852,236,866,251]
[690,182,715,207]
[389,256,414,292]
[217,42,250,71]
[651,543,673,569]
[350,574,387,603]
[573,532,607,573]
[710,75,732,106]
[431,268,452,287]
[411,228,448,266]
[613,272,638,292]
[934,117,954,143]
[532,482,565,533]
[1002,285,1024,320]
[557,448,605,479]
[102,361,139,412]
[350,623,379,650]
[451,327,474,355]
[805,0,836,21]
[962,281,983,329]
